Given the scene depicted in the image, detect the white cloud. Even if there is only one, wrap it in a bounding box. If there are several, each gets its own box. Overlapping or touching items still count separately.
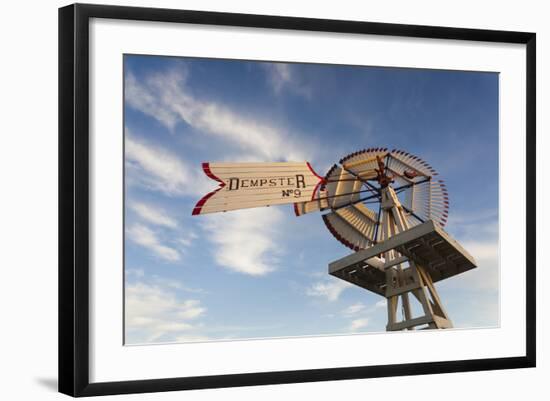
[125,69,184,131]
[447,208,498,226]
[176,231,198,249]
[343,302,366,316]
[130,201,178,228]
[306,279,352,302]
[446,289,499,329]
[125,281,206,343]
[125,134,188,195]
[439,209,499,292]
[375,299,386,308]
[342,299,386,332]
[445,208,498,243]
[201,208,284,276]
[144,274,207,294]
[126,268,145,278]
[177,300,206,319]
[125,134,212,197]
[126,223,180,262]
[350,318,369,332]
[125,68,312,162]
[435,237,498,295]
[264,63,312,99]
[461,241,499,262]
[266,63,292,94]
[174,334,211,342]
[450,240,499,291]
[177,238,192,247]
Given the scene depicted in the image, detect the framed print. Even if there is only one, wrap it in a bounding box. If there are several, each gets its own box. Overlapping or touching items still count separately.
[58,3,536,397]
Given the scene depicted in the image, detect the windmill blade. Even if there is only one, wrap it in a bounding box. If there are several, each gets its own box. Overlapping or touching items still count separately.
[391,174,413,191]
[340,147,389,178]
[389,149,437,178]
[409,179,449,227]
[428,179,450,226]
[404,212,423,229]
[322,165,363,209]
[332,169,363,208]
[318,149,385,251]
[383,149,449,227]
[322,203,379,251]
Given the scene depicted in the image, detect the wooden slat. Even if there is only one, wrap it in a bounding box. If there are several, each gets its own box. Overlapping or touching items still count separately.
[331,169,357,208]
[355,203,378,222]
[325,212,371,249]
[200,188,317,207]
[209,162,308,169]
[335,205,376,242]
[389,153,432,177]
[342,155,378,169]
[196,195,317,214]
[212,170,321,179]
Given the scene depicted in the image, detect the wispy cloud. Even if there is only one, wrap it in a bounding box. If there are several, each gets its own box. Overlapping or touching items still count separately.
[174,334,211,342]
[201,208,284,276]
[264,63,312,99]
[126,268,145,278]
[441,240,499,292]
[340,298,387,333]
[375,299,386,309]
[442,208,499,292]
[349,318,369,332]
[130,201,178,228]
[125,68,185,131]
[306,279,353,302]
[126,223,180,262]
[461,241,499,262]
[149,274,207,294]
[266,63,292,94]
[342,302,366,316]
[125,133,212,197]
[451,293,499,328]
[125,281,206,343]
[445,208,498,240]
[125,68,313,161]
[127,196,198,254]
[125,134,187,195]
[176,231,198,248]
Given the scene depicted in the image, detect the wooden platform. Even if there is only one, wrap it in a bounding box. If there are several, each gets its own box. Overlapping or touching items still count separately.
[328,220,477,296]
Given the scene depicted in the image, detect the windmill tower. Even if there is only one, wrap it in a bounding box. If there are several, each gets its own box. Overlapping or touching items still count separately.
[193,148,477,331]
[316,149,476,330]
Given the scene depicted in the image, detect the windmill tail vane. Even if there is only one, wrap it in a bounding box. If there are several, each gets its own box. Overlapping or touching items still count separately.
[191,161,326,216]
[192,148,476,332]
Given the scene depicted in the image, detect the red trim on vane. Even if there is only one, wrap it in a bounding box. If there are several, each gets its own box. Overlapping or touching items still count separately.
[306,162,324,181]
[192,163,226,215]
[202,162,223,183]
[306,162,325,201]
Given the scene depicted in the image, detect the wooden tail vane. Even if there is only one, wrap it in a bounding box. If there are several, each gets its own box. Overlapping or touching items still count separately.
[193,148,477,331]
[192,162,325,215]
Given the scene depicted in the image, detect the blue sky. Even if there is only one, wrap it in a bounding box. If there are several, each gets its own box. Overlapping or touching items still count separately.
[123,54,499,344]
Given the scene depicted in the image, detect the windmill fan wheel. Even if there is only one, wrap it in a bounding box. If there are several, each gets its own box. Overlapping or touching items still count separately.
[320,148,449,251]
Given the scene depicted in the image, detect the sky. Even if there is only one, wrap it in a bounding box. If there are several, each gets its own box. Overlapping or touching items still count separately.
[123,54,499,345]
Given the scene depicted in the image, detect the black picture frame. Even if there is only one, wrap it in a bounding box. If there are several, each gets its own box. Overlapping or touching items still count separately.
[59,3,536,397]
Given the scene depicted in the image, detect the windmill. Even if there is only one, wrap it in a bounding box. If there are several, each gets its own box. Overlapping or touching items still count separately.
[193,148,477,331]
